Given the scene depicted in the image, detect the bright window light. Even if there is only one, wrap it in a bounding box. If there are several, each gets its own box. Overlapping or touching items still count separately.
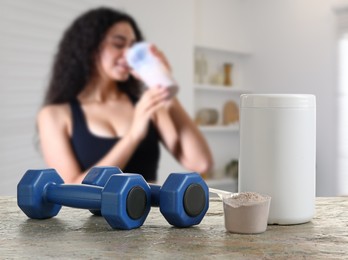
[337,33,348,195]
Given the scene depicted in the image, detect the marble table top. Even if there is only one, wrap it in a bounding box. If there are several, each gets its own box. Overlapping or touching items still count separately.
[1,196,347,259]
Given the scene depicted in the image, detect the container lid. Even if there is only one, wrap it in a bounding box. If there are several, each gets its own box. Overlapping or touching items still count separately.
[240,94,316,108]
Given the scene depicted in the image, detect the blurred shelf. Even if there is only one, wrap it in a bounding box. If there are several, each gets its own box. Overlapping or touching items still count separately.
[194,84,250,93]
[195,43,251,56]
[199,124,239,132]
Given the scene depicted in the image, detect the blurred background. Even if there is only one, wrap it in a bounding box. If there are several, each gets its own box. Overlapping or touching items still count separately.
[0,0,347,196]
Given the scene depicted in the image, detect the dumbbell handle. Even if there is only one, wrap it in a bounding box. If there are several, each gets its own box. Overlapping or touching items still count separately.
[149,185,161,206]
[46,183,103,210]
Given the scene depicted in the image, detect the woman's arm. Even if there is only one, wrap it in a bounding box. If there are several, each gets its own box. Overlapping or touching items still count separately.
[153,98,213,174]
[136,45,213,174]
[37,105,87,183]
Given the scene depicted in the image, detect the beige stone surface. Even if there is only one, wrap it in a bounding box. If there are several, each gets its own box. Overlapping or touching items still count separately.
[1,196,347,259]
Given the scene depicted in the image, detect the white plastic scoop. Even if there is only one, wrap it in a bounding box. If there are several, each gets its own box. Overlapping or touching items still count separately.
[209,188,235,200]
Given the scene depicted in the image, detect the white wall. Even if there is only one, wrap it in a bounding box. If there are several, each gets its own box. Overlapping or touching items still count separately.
[194,0,251,53]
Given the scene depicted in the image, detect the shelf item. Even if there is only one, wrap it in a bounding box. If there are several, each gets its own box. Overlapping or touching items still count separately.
[195,108,219,126]
[223,63,233,86]
[223,101,239,125]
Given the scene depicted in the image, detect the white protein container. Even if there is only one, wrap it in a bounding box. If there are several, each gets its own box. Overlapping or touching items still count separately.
[238,94,316,225]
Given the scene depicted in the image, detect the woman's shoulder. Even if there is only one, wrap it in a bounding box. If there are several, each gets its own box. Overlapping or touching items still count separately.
[37,103,71,128]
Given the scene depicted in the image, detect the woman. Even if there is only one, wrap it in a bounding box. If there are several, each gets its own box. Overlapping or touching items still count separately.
[37,7,213,183]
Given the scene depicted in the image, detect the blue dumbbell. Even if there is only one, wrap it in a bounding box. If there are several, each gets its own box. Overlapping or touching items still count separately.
[83,168,209,227]
[17,168,151,230]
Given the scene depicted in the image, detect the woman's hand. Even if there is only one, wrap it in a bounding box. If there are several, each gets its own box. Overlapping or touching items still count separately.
[149,44,172,73]
[128,86,169,142]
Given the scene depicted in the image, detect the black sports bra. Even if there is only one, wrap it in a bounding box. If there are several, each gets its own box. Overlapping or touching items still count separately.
[69,97,160,181]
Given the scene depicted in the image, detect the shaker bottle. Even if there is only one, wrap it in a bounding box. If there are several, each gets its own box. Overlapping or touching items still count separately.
[126,42,178,99]
[238,94,316,224]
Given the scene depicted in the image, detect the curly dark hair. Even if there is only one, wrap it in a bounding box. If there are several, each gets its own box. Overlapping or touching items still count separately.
[43,7,144,105]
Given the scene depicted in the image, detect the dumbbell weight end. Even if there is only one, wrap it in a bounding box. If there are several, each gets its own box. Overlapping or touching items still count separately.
[158,173,209,227]
[17,169,64,219]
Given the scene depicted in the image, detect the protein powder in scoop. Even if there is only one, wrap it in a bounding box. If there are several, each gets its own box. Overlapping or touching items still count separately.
[223,192,271,234]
